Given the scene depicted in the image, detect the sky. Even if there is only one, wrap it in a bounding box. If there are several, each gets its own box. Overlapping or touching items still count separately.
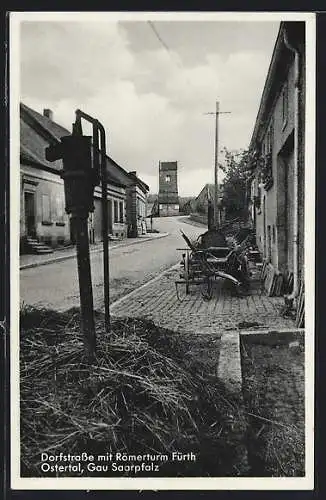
[18,15,280,196]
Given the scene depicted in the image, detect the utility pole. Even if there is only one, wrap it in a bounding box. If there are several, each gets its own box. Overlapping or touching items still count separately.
[204,101,231,229]
[214,101,219,228]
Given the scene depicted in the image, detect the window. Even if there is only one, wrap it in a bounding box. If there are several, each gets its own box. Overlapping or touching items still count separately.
[138,199,145,217]
[282,82,288,125]
[264,120,273,155]
[269,119,274,151]
[174,205,179,210]
[119,201,124,223]
[42,194,51,222]
[165,175,171,182]
[56,195,64,221]
[114,200,119,223]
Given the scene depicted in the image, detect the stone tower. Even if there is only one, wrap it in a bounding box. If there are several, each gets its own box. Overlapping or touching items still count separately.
[158,161,179,216]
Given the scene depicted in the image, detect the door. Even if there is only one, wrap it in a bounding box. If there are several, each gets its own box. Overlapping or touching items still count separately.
[24,192,36,238]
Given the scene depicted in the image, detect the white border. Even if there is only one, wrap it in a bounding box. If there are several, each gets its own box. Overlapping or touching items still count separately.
[10,11,316,491]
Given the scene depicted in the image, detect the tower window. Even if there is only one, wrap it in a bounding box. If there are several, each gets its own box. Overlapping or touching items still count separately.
[165,175,171,182]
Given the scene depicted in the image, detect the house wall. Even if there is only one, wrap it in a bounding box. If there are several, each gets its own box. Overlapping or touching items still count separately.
[20,163,128,251]
[254,58,298,273]
[126,184,148,236]
[20,164,70,248]
[92,185,127,242]
[194,185,224,226]
[297,44,305,282]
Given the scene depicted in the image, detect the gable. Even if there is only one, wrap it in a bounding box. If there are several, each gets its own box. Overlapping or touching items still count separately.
[20,115,64,173]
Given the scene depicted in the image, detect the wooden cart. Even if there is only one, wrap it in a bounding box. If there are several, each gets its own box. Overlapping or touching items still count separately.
[175,229,251,300]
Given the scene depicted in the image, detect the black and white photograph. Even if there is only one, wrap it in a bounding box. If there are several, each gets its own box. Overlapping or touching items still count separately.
[9,11,315,490]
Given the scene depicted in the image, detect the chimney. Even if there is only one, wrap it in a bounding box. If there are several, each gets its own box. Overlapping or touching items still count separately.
[43,109,53,121]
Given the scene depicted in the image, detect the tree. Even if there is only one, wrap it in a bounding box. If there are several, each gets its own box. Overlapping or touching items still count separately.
[220,147,255,219]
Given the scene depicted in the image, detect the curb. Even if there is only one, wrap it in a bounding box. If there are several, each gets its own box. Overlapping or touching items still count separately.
[217,331,250,474]
[217,331,242,395]
[110,262,180,311]
[20,232,169,270]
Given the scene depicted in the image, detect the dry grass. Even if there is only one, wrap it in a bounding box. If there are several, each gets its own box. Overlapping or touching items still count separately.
[20,306,246,477]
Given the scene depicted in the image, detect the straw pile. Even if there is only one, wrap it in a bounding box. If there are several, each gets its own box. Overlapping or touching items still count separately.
[20,306,244,477]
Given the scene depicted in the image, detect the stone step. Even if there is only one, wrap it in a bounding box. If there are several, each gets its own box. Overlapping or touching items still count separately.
[34,245,53,251]
[30,242,48,248]
[25,238,54,255]
[34,248,54,254]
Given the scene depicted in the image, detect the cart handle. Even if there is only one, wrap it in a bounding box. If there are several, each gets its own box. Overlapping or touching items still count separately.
[180,230,197,252]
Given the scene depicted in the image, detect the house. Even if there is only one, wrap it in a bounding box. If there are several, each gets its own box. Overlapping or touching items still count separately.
[146,194,159,218]
[249,21,305,298]
[126,171,149,237]
[20,104,72,253]
[158,161,179,216]
[90,158,127,244]
[179,197,196,215]
[20,103,148,252]
[194,183,225,223]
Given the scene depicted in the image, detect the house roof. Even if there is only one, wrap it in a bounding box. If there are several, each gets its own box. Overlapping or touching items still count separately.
[196,183,223,201]
[21,103,70,143]
[249,21,305,150]
[20,103,129,187]
[20,106,67,172]
[128,171,149,193]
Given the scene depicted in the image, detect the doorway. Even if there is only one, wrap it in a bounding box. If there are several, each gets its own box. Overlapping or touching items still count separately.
[24,191,36,238]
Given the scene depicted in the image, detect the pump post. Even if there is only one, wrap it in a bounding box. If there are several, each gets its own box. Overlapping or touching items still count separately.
[46,132,96,360]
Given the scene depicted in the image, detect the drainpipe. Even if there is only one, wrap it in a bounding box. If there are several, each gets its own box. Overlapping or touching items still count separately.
[283,28,300,302]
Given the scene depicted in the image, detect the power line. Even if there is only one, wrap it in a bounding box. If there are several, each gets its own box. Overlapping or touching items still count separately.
[147,20,186,74]
[147,21,172,56]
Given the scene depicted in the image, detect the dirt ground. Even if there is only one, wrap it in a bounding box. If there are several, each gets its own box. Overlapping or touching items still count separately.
[241,338,305,477]
[20,308,248,478]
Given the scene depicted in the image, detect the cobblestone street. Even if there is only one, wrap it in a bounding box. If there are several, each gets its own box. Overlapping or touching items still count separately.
[111,265,296,336]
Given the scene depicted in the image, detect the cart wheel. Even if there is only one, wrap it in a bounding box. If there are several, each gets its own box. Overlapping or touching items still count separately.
[184,251,190,294]
[201,275,213,300]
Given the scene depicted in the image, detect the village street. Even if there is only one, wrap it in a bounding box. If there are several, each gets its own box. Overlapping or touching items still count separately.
[16,19,310,482]
[20,216,205,312]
